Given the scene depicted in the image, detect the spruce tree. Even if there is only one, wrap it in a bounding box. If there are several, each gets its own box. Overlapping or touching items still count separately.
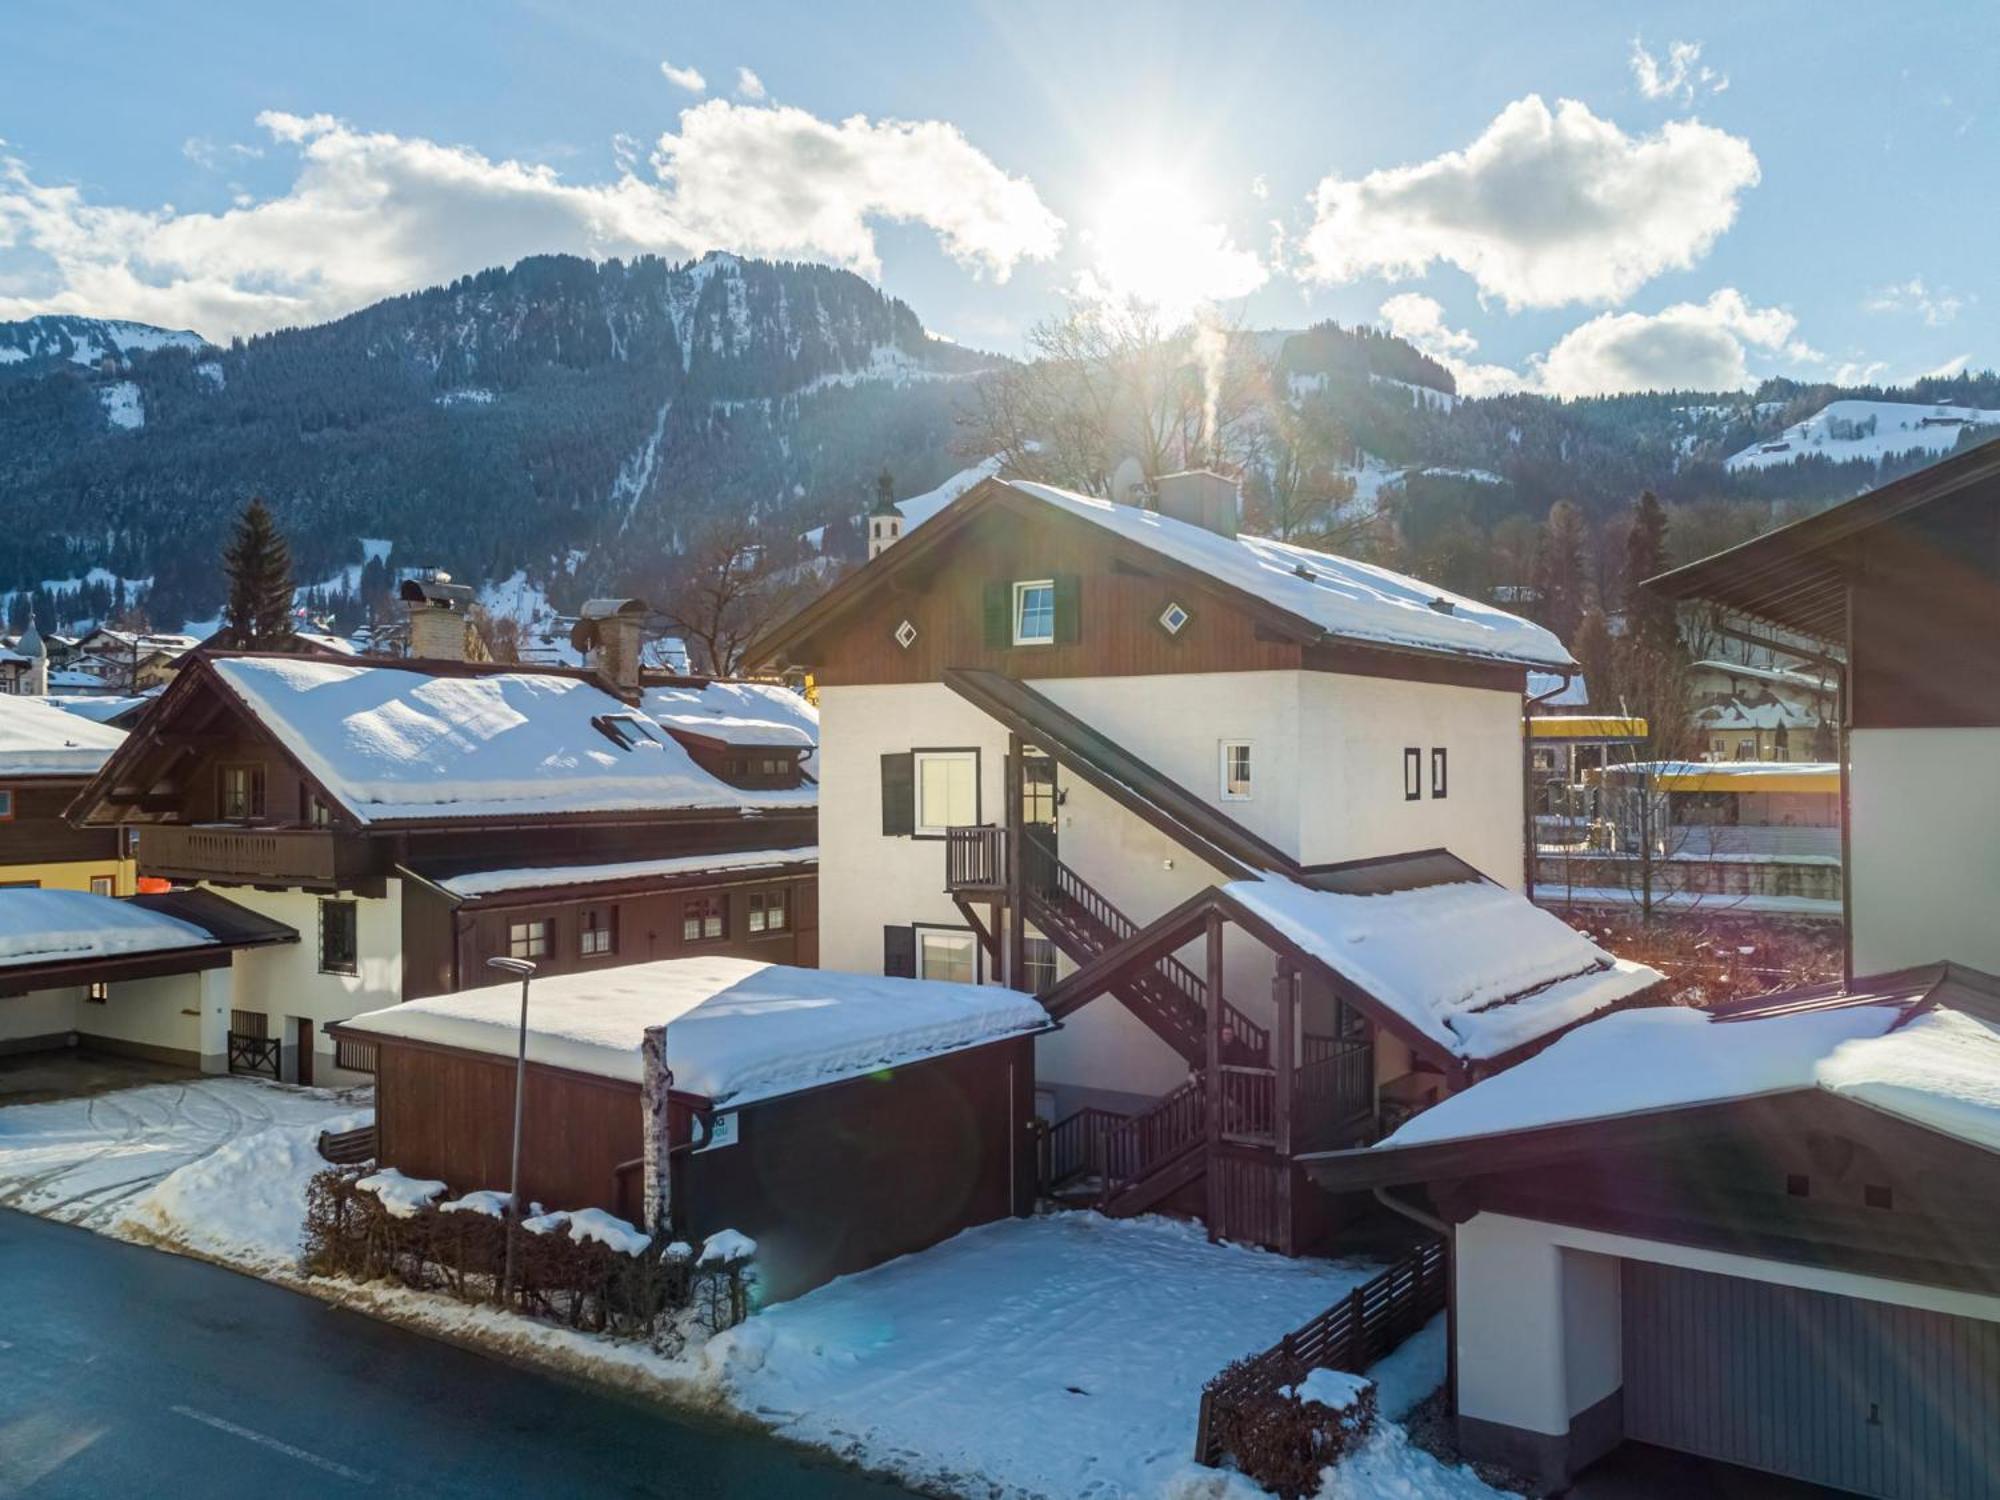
[1621,490,1678,660]
[1533,499,1588,646]
[220,498,297,648]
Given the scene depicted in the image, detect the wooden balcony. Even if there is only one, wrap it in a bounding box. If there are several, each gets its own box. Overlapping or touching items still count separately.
[138,823,374,890]
[943,824,1010,895]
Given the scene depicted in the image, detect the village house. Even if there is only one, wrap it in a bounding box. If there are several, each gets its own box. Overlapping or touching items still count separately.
[65,592,818,1087]
[1302,440,2000,1497]
[748,470,1660,1253]
[0,695,137,896]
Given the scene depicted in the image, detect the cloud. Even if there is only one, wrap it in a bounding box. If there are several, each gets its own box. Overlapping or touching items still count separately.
[1381,288,1820,398]
[181,136,264,171]
[659,58,707,93]
[1630,38,1727,104]
[735,67,766,101]
[1866,276,1966,327]
[0,104,1062,339]
[1299,95,1759,309]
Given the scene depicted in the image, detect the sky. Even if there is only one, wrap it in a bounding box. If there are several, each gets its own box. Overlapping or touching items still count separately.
[4,1,1998,397]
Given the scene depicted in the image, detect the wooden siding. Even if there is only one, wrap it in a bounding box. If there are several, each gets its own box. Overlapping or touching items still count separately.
[807,503,1305,687]
[364,1030,1034,1301]
[1623,1260,2000,1499]
[1848,479,2000,728]
[0,780,122,865]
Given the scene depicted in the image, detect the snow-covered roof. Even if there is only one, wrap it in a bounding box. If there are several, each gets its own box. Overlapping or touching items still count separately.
[1224,872,1661,1062]
[0,888,210,970]
[1689,659,1829,692]
[640,680,820,773]
[1382,987,2000,1157]
[653,712,814,749]
[34,694,150,724]
[427,845,818,900]
[294,631,361,656]
[1526,672,1589,707]
[1001,481,1572,669]
[1697,699,1818,732]
[338,956,1050,1109]
[0,694,127,776]
[210,657,815,826]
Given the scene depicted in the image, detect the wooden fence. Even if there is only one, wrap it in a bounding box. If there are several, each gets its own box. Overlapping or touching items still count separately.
[1194,1236,1448,1466]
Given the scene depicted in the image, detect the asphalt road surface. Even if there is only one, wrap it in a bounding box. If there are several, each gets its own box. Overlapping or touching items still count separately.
[0,1207,911,1498]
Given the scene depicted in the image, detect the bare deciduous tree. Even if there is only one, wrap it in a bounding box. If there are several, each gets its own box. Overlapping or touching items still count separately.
[655,517,813,677]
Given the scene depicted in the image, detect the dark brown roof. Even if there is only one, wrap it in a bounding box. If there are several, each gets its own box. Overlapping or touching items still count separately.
[129,887,300,949]
[1645,438,2000,641]
[0,888,295,995]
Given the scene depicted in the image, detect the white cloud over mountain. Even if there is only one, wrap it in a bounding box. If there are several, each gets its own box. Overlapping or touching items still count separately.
[0,103,1062,340]
[1301,95,1759,309]
[1630,39,1728,105]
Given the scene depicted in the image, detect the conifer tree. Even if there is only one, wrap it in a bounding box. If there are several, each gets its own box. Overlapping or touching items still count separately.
[1621,490,1678,660]
[1533,499,1588,646]
[220,498,297,648]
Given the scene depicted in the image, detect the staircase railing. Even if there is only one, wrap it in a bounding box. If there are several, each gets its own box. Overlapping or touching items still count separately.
[1098,1077,1207,1202]
[1026,835,1270,1060]
[1041,1105,1131,1192]
[1215,1064,1278,1144]
[1295,1038,1375,1147]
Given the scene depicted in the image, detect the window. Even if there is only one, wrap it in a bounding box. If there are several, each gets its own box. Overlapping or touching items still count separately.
[219,764,265,821]
[1158,601,1191,637]
[89,875,115,897]
[1023,935,1058,997]
[0,788,13,821]
[85,981,108,1005]
[1012,580,1056,645]
[914,750,978,836]
[1403,748,1422,801]
[590,713,666,751]
[682,895,728,944]
[507,919,551,961]
[748,889,788,934]
[1220,741,1252,801]
[303,791,333,828]
[319,899,359,975]
[894,618,918,650]
[917,928,978,985]
[579,907,616,957]
[1430,748,1448,800]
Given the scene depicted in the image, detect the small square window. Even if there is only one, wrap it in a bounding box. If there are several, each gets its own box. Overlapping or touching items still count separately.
[1403,748,1422,801]
[1431,748,1448,800]
[1013,580,1056,645]
[0,789,14,821]
[1159,601,1191,637]
[580,907,616,957]
[683,895,728,944]
[748,889,788,934]
[320,899,359,975]
[507,918,551,961]
[1220,741,1252,801]
[89,874,115,897]
[85,980,108,1004]
[918,928,978,985]
[894,619,918,650]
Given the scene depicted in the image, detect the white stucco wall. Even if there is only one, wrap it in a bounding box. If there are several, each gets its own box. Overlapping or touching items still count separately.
[218,881,404,1076]
[1299,674,1526,886]
[0,968,220,1070]
[0,986,82,1047]
[1849,728,2000,975]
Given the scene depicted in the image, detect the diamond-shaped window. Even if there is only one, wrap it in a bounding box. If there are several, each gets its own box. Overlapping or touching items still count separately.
[894,619,918,649]
[1159,602,1191,636]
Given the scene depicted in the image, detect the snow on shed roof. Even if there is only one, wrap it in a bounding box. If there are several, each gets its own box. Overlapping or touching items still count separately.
[1002,480,1573,670]
[0,694,126,777]
[1224,872,1661,1062]
[338,956,1050,1109]
[211,657,814,826]
[1381,988,2000,1157]
[0,888,210,969]
[427,844,817,900]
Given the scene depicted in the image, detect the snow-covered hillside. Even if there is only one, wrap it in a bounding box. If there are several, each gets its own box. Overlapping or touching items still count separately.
[1726,399,2000,472]
[0,316,205,369]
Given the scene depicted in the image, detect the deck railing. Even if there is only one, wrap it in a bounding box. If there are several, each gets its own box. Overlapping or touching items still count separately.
[141,824,365,887]
[1097,1078,1206,1197]
[1216,1064,1277,1144]
[1040,1105,1131,1191]
[1194,1237,1449,1466]
[943,825,1009,892]
[1295,1040,1375,1146]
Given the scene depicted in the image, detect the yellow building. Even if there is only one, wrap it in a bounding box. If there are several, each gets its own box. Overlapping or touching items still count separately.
[0,698,137,895]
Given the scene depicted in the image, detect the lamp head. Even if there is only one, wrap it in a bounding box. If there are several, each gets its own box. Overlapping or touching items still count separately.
[486,956,537,978]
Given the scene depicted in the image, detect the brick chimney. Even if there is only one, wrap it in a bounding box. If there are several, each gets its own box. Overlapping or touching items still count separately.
[572,598,649,693]
[397,570,476,661]
[1154,470,1240,538]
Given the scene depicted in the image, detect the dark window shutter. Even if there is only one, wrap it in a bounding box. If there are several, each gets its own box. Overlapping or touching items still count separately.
[1053,573,1081,644]
[883,924,916,977]
[880,752,915,836]
[983,581,1011,649]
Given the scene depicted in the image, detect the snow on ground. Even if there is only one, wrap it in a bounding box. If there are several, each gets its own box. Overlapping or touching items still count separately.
[1725,398,2000,472]
[0,1077,363,1231]
[711,1213,1384,1500]
[98,380,144,429]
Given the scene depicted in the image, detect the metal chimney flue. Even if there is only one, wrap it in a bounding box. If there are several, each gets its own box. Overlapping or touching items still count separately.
[1154,470,1240,538]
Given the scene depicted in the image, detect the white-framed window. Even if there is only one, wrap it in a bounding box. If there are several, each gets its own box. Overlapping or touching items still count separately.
[1012,580,1056,646]
[914,749,978,836]
[1403,747,1422,801]
[1431,748,1448,800]
[917,927,978,985]
[580,906,616,957]
[748,889,788,934]
[507,918,551,960]
[682,894,728,943]
[0,788,14,821]
[1219,741,1252,801]
[89,874,115,896]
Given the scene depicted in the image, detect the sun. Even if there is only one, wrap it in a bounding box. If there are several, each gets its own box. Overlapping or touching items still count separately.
[1080,167,1268,327]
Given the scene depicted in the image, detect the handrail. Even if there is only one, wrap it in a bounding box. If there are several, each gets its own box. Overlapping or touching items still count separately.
[1042,1105,1131,1191]
[944,824,1009,891]
[1097,1078,1206,1200]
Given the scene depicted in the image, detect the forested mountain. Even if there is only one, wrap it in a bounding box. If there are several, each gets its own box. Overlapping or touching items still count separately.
[0,254,994,631]
[3,252,1996,638]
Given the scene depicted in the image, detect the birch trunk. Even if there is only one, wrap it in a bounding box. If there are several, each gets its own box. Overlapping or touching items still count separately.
[641,1023,674,1239]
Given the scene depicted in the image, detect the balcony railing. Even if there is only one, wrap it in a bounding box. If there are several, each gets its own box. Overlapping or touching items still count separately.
[944,824,1010,893]
[139,824,371,888]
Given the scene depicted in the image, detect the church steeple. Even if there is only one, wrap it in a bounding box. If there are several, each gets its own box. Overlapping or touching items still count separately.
[867,467,903,559]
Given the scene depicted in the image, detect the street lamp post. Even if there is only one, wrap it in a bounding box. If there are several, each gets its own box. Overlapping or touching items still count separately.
[485,955,537,1303]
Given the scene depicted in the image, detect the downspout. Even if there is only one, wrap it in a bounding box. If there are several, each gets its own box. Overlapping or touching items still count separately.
[1838,585,1855,984]
[1374,1186,1459,1422]
[1522,671,1574,900]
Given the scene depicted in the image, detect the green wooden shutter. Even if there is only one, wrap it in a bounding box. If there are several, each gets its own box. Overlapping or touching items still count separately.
[1053,573,1081,644]
[983,581,1011,649]
[883,924,917,977]
[880,752,915,836]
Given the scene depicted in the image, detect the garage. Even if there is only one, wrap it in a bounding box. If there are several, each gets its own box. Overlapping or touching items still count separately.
[1623,1259,2000,1500]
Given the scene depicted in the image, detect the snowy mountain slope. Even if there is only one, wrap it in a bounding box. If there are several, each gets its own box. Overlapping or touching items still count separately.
[1726,398,2000,472]
[0,316,206,371]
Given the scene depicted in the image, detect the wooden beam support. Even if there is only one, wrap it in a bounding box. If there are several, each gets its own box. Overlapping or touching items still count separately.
[952,896,1002,968]
[1273,956,1296,1257]
[1005,732,1026,991]
[1203,909,1225,1242]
